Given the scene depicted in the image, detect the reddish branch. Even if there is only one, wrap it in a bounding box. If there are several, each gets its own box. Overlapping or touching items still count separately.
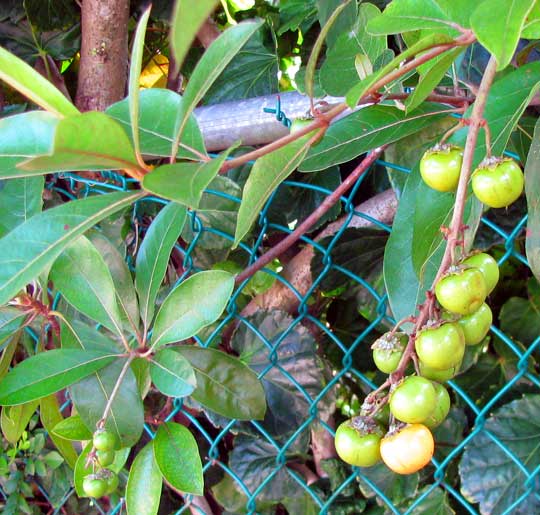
[235,147,386,286]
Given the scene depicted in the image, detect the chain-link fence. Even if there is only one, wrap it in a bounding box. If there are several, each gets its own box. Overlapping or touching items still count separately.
[1,149,538,515]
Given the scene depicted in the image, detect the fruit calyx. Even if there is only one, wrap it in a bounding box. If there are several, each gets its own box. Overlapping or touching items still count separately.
[350,415,383,435]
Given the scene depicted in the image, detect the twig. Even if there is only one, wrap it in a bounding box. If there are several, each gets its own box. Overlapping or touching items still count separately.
[391,55,499,381]
[234,147,386,285]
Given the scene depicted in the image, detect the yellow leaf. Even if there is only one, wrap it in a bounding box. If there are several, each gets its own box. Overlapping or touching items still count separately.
[140,54,169,89]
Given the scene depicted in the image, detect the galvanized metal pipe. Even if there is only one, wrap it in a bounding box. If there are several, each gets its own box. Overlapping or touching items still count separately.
[193,91,344,152]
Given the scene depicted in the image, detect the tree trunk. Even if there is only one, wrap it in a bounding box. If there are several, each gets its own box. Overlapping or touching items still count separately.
[75,0,130,111]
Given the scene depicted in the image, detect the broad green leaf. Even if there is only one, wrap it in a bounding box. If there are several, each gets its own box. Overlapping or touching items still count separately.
[128,5,152,160]
[175,346,266,420]
[172,20,262,155]
[358,461,419,504]
[525,115,540,284]
[234,134,314,246]
[522,2,540,38]
[405,48,464,112]
[50,236,124,335]
[0,308,25,351]
[135,202,187,327]
[0,46,79,117]
[320,3,386,96]
[153,422,203,495]
[366,0,470,35]
[345,33,455,108]
[51,414,93,441]
[106,89,207,160]
[316,0,357,47]
[459,395,540,515]
[384,63,540,322]
[0,332,18,381]
[151,270,234,348]
[0,190,143,306]
[143,150,230,208]
[19,112,143,173]
[170,0,219,70]
[0,349,117,405]
[150,348,196,398]
[306,0,351,99]
[0,177,44,237]
[126,443,163,515]
[0,111,58,179]
[470,0,536,71]
[300,103,452,172]
[88,231,140,333]
[39,395,78,468]
[62,320,144,448]
[1,401,39,444]
[204,32,279,103]
[402,485,455,514]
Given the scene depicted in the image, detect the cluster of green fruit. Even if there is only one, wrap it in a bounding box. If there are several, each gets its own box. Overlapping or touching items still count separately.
[82,429,120,498]
[334,251,499,475]
[419,144,524,208]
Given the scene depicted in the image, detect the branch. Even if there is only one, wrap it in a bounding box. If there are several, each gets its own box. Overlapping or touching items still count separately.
[235,147,386,286]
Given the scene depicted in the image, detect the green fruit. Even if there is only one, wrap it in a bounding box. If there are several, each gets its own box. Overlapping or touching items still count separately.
[104,471,119,494]
[471,157,524,208]
[424,383,451,429]
[372,332,408,374]
[83,477,108,498]
[462,252,499,294]
[389,376,437,424]
[96,450,115,467]
[435,268,487,315]
[334,417,383,467]
[415,322,465,370]
[93,430,119,452]
[419,361,459,382]
[419,145,463,192]
[456,302,492,345]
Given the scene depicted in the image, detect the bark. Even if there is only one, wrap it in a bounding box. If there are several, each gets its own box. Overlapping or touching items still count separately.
[75,0,130,111]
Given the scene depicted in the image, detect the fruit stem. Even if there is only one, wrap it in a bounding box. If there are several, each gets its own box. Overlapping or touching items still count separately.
[481,119,493,158]
[438,121,464,145]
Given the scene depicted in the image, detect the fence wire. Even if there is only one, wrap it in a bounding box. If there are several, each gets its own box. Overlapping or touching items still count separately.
[0,152,538,515]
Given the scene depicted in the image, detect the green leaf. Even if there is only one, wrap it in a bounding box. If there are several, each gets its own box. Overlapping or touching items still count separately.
[385,62,540,322]
[0,190,143,306]
[142,150,231,208]
[172,20,263,154]
[153,422,203,495]
[151,270,234,348]
[358,461,419,505]
[170,0,219,70]
[316,0,357,47]
[300,103,453,172]
[470,0,536,71]
[106,89,207,160]
[403,486,455,514]
[135,202,187,327]
[88,231,140,333]
[0,308,25,351]
[234,134,314,246]
[62,320,144,448]
[366,0,469,35]
[0,177,44,237]
[0,111,58,179]
[175,346,266,420]
[126,443,163,515]
[51,415,93,441]
[459,394,540,515]
[0,349,116,405]
[204,32,279,103]
[50,236,124,335]
[345,33,455,108]
[39,395,78,468]
[19,112,142,173]
[0,46,79,117]
[525,117,540,285]
[150,348,196,398]
[1,401,39,444]
[405,48,464,112]
[128,4,151,160]
[305,0,352,100]
[320,3,386,96]
[522,2,540,38]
